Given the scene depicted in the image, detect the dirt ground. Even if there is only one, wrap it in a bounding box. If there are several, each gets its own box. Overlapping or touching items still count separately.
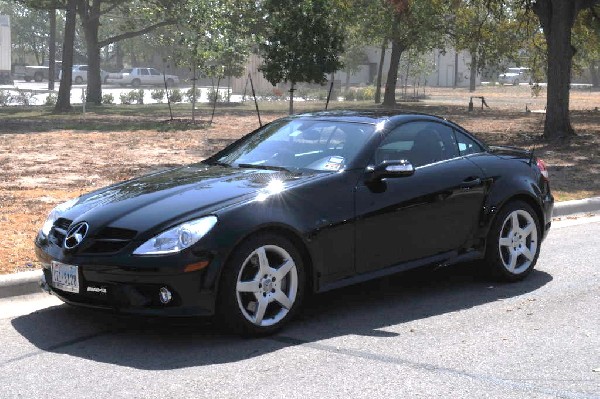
[1,85,598,274]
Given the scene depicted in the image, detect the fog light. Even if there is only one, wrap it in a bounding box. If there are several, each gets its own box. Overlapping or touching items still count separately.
[158,287,172,304]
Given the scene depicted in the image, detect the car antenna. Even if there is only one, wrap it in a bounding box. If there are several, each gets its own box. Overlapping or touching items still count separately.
[529,106,546,166]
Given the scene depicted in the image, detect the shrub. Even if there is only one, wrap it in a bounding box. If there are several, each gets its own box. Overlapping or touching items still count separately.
[344,89,355,101]
[207,88,222,103]
[0,90,11,106]
[151,89,165,103]
[185,87,201,103]
[120,90,140,105]
[45,93,57,106]
[119,92,131,105]
[13,89,35,106]
[102,93,114,105]
[169,88,182,103]
[136,89,145,104]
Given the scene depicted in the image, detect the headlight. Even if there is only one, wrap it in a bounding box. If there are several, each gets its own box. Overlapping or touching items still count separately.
[132,216,217,256]
[40,198,79,236]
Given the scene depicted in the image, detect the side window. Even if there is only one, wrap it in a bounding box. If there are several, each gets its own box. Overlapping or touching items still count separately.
[374,121,459,167]
[454,130,484,156]
[141,69,150,76]
[150,69,161,76]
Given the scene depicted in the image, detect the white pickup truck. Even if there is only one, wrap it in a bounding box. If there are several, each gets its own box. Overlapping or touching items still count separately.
[105,67,179,87]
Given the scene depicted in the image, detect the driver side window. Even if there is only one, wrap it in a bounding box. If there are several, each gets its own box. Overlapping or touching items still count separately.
[374,122,459,167]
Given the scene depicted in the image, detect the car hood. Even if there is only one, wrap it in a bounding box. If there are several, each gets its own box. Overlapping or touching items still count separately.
[62,164,318,233]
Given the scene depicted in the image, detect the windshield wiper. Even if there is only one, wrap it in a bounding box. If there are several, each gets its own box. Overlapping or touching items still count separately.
[237,163,294,173]
[203,160,231,167]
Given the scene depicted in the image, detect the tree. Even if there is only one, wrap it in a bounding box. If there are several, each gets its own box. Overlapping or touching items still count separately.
[517,0,600,140]
[0,1,53,65]
[357,0,447,106]
[55,0,76,112]
[451,0,522,92]
[75,0,176,104]
[259,0,344,114]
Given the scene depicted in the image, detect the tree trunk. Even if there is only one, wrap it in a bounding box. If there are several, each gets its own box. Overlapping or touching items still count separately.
[469,52,477,92]
[116,43,124,70]
[533,0,577,140]
[590,60,599,88]
[48,10,56,91]
[454,51,459,89]
[382,39,404,107]
[375,38,387,104]
[55,0,77,113]
[344,69,350,93]
[289,83,295,115]
[79,0,102,104]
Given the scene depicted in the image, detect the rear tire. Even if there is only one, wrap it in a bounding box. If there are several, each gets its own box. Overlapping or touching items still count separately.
[217,233,305,336]
[34,72,43,82]
[74,76,83,84]
[484,200,541,281]
[131,78,141,88]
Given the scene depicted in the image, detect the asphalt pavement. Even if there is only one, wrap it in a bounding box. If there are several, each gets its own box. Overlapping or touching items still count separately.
[0,214,599,398]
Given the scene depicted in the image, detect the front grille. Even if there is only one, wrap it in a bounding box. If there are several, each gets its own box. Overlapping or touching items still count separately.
[50,218,72,245]
[49,219,136,254]
[83,226,137,254]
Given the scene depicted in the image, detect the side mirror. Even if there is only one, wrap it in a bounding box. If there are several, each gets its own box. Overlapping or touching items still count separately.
[366,160,414,183]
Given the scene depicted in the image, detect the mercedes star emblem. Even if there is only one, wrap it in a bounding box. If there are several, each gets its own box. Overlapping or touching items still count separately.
[64,222,89,249]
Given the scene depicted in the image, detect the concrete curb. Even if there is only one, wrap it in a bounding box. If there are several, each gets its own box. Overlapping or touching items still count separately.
[552,197,600,218]
[1,196,599,299]
[0,270,42,299]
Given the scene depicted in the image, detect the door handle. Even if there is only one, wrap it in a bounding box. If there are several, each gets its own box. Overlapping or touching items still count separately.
[461,177,481,189]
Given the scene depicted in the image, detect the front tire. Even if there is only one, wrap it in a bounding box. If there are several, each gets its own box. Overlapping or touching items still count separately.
[74,76,83,84]
[217,233,305,336]
[484,201,541,281]
[34,72,43,82]
[131,78,141,88]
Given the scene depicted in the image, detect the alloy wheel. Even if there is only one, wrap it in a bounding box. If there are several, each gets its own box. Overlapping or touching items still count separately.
[235,244,298,327]
[498,209,538,274]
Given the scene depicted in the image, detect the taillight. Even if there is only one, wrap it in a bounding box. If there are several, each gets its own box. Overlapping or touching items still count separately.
[536,158,549,180]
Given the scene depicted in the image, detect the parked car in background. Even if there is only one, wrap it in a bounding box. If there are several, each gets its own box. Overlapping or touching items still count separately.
[105,67,179,87]
[58,65,110,84]
[36,111,554,336]
[498,67,531,86]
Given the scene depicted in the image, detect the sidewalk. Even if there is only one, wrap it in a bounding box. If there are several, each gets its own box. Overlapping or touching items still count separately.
[1,196,598,299]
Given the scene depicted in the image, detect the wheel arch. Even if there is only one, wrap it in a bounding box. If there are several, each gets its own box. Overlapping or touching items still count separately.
[485,193,545,241]
[216,224,316,295]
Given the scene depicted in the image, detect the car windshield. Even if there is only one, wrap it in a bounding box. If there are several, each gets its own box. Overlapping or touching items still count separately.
[207,119,374,172]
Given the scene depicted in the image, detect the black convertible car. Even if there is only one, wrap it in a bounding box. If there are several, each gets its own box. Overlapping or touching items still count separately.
[36,111,554,335]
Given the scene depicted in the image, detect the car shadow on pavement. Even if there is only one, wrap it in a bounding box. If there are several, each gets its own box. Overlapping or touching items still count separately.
[10,264,552,370]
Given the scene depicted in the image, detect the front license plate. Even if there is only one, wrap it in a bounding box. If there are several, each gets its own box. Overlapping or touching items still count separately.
[51,261,79,293]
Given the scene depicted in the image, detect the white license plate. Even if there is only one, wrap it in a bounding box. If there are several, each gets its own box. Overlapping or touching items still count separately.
[51,261,79,293]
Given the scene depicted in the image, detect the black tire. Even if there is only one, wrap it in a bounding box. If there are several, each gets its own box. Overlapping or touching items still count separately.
[34,72,43,82]
[131,78,141,88]
[484,200,541,281]
[166,78,174,87]
[24,77,31,82]
[74,76,83,84]
[216,233,305,336]
[513,79,520,86]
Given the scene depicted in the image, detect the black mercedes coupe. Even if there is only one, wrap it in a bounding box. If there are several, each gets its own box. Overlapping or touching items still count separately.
[36,111,554,335]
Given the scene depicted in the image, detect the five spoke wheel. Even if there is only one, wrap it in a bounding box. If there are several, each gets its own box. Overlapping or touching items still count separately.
[218,233,304,335]
[498,210,538,274]
[236,245,298,327]
[485,201,541,281]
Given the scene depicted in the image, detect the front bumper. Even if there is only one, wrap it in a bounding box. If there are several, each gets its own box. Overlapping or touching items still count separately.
[35,243,220,317]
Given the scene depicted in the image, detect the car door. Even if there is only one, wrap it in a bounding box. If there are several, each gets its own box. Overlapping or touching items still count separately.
[148,68,162,85]
[354,121,486,274]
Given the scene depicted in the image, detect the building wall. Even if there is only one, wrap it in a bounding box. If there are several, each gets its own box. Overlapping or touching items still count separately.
[227,46,480,94]
[0,15,11,73]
